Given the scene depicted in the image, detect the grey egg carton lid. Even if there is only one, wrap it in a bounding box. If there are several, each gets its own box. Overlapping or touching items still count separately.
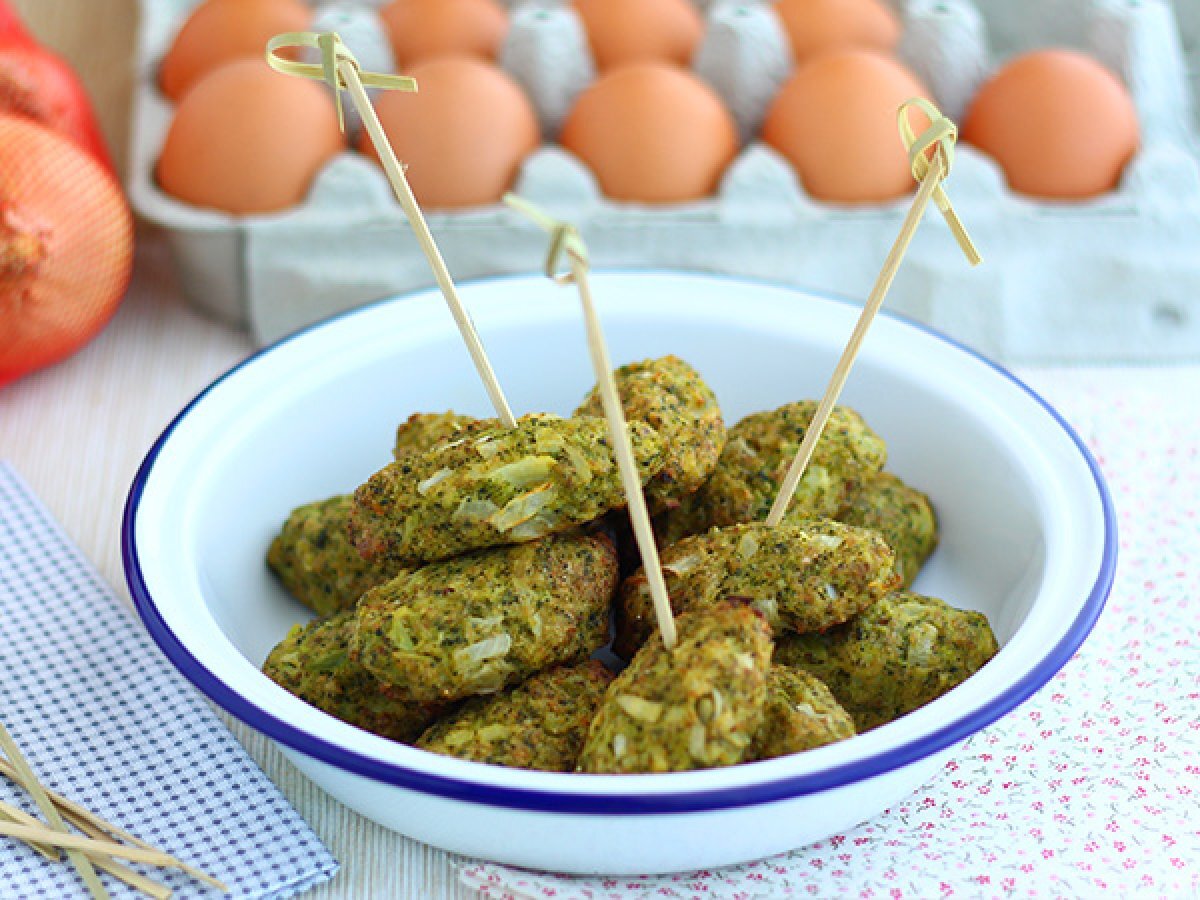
[129,0,1200,361]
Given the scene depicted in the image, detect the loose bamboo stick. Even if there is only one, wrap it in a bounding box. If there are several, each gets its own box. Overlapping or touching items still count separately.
[1,801,172,898]
[0,821,223,891]
[0,799,61,860]
[0,756,224,893]
[0,721,109,900]
[65,812,174,900]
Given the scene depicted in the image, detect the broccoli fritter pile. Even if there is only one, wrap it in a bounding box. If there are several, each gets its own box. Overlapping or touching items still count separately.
[350,413,667,565]
[838,473,937,589]
[751,665,855,761]
[267,495,409,617]
[353,530,617,705]
[261,361,999,774]
[575,355,725,514]
[659,402,887,543]
[578,600,772,774]
[775,591,999,731]
[262,610,443,742]
[615,520,898,659]
[416,661,613,770]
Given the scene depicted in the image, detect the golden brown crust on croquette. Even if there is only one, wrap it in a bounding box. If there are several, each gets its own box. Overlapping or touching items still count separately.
[751,665,855,760]
[614,520,899,659]
[416,661,613,770]
[575,355,725,514]
[837,472,937,588]
[775,591,999,731]
[578,600,772,774]
[352,530,617,706]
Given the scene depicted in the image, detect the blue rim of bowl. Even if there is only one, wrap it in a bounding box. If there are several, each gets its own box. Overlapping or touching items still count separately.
[123,272,1117,815]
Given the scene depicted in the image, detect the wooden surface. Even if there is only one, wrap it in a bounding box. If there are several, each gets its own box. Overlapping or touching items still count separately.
[10,0,139,177]
[0,232,478,900]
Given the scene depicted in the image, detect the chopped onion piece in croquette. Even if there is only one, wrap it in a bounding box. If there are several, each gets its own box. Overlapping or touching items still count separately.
[392,410,487,460]
[750,665,855,760]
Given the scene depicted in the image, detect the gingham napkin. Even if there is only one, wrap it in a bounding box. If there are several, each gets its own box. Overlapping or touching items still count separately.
[459,366,1200,899]
[0,462,339,899]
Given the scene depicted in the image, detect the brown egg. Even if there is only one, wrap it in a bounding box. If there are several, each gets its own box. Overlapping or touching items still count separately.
[762,50,929,205]
[963,49,1139,199]
[773,0,901,64]
[360,57,539,210]
[572,0,704,71]
[560,62,739,204]
[157,58,345,214]
[380,0,509,68]
[159,0,312,102]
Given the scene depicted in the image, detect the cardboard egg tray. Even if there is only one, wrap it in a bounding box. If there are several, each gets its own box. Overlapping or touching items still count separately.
[130,0,1200,360]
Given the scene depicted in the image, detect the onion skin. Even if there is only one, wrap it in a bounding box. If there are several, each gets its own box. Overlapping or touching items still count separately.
[0,7,113,172]
[0,115,133,387]
[0,1,32,47]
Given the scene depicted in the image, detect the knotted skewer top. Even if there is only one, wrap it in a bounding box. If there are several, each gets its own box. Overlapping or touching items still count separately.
[266,31,417,133]
[504,194,590,285]
[896,97,981,267]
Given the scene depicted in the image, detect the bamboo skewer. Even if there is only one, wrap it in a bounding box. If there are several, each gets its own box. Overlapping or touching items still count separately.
[266,32,517,428]
[572,263,678,650]
[0,753,226,895]
[766,99,981,527]
[0,822,221,877]
[504,194,678,649]
[0,800,61,861]
[2,756,148,851]
[0,802,172,900]
[0,721,110,900]
[66,834,174,900]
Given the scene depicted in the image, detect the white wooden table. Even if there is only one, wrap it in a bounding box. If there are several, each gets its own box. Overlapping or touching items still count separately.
[0,231,477,900]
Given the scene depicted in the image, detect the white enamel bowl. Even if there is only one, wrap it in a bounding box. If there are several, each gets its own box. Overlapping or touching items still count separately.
[124,273,1115,875]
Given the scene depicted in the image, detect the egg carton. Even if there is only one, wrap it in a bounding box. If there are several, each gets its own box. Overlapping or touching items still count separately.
[129,0,1200,361]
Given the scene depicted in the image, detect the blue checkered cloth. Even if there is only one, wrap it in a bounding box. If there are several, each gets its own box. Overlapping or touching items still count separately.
[0,462,339,898]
